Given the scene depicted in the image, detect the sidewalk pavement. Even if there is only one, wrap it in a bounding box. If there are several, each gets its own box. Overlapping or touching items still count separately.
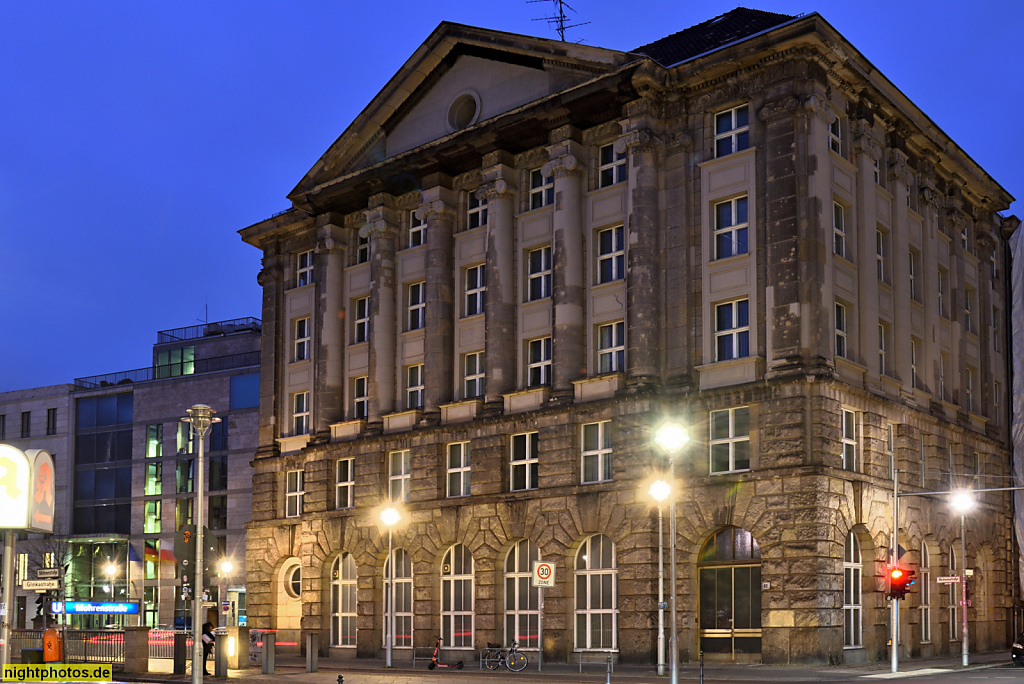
[117,650,1016,684]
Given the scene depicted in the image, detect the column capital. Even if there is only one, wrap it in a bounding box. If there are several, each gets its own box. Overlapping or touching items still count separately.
[415,198,456,223]
[362,199,401,240]
[614,128,660,156]
[541,154,582,180]
[853,134,882,162]
[920,186,942,210]
[888,149,911,187]
[256,264,282,287]
[476,179,514,201]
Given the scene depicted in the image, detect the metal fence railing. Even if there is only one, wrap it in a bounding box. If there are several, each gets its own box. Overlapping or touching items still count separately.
[148,629,193,659]
[9,630,42,662]
[64,630,124,665]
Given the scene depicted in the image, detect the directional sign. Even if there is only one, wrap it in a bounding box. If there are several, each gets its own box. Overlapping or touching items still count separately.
[937,576,962,584]
[23,580,60,591]
[532,561,555,588]
[37,568,61,580]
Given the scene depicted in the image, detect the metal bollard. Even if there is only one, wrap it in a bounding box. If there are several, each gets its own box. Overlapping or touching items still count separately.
[606,653,612,684]
[306,632,318,673]
[261,632,276,674]
[337,676,344,684]
[699,650,704,684]
[215,634,228,677]
[173,632,188,675]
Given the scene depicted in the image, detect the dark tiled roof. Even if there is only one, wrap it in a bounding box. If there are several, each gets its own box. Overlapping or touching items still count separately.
[632,7,796,67]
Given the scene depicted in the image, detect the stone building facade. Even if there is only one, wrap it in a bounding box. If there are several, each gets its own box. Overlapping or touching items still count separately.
[239,9,1019,664]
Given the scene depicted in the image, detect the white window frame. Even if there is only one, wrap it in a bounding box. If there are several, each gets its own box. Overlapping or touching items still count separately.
[833,202,846,258]
[406,364,424,410]
[886,424,895,480]
[876,229,886,281]
[878,322,887,376]
[335,458,354,510]
[596,225,625,283]
[440,543,474,648]
[464,264,486,317]
[835,302,848,359]
[293,391,310,436]
[909,249,918,301]
[352,375,367,420]
[965,367,974,413]
[463,351,484,399]
[709,407,751,474]
[841,408,857,471]
[297,250,313,287]
[596,321,625,374]
[468,192,488,230]
[510,432,539,492]
[530,169,554,210]
[409,213,426,248]
[389,450,411,503]
[383,548,413,648]
[920,543,931,643]
[574,534,617,650]
[504,540,541,650]
[527,337,551,387]
[330,553,357,647]
[911,338,920,390]
[714,104,749,158]
[353,296,369,343]
[714,299,749,362]
[527,246,552,301]
[286,469,304,518]
[938,267,947,317]
[294,317,310,362]
[828,117,842,155]
[843,531,862,648]
[964,288,974,333]
[713,196,749,259]
[447,441,471,498]
[581,421,613,484]
[356,234,370,264]
[939,354,948,401]
[598,143,627,188]
[407,281,425,331]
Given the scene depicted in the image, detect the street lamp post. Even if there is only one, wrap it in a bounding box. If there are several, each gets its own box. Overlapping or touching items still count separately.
[951,491,973,667]
[654,424,689,684]
[380,507,401,667]
[648,480,671,677]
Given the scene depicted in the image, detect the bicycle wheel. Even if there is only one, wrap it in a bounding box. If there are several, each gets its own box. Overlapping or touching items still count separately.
[506,651,528,671]
[482,649,501,670]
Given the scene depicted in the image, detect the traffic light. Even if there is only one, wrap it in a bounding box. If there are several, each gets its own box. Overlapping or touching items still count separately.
[887,566,916,600]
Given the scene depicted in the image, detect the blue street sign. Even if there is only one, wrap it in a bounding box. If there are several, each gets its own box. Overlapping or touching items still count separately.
[51,601,139,615]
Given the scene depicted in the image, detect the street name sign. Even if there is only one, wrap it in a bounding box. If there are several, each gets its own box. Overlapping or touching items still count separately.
[22,580,60,590]
[937,576,961,584]
[36,568,61,579]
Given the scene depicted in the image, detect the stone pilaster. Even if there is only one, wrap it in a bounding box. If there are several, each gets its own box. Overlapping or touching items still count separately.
[918,183,942,397]
[481,165,517,405]
[313,213,348,435]
[853,129,883,383]
[256,246,284,450]
[364,195,400,423]
[417,187,456,417]
[543,137,586,399]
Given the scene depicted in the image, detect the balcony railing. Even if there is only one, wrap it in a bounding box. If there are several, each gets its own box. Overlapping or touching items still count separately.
[157,317,261,344]
[74,351,260,390]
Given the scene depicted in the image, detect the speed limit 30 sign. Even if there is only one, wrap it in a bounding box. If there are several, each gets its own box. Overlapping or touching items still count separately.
[533,561,555,587]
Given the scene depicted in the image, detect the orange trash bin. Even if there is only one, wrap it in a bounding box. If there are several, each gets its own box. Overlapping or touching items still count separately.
[43,628,62,663]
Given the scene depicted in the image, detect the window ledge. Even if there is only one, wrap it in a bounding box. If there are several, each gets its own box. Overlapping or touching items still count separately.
[440,399,483,424]
[382,410,422,433]
[330,420,365,441]
[573,373,623,402]
[504,387,550,414]
[277,435,310,455]
[696,356,760,390]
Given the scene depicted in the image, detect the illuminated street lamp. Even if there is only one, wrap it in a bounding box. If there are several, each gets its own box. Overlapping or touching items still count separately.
[654,423,689,684]
[950,490,974,667]
[380,506,402,667]
[648,479,671,676]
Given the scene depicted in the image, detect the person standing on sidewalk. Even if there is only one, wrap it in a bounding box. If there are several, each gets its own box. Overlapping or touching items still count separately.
[202,622,216,675]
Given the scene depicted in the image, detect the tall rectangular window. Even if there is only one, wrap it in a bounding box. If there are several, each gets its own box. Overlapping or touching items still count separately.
[938,267,947,317]
[909,249,919,301]
[464,351,485,399]
[145,463,162,496]
[939,353,948,401]
[510,432,539,491]
[964,288,974,333]
[406,365,424,410]
[389,450,411,503]
[597,321,625,374]
[297,250,313,287]
[209,495,227,530]
[294,317,310,362]
[447,442,471,498]
[468,192,488,230]
[356,234,370,264]
[293,391,310,435]
[209,454,228,491]
[993,307,1000,351]
[965,367,975,413]
[886,424,895,480]
[994,382,1002,427]
[335,458,354,509]
[21,412,30,438]
[176,460,194,493]
[920,544,931,643]
[176,422,193,454]
[286,470,304,518]
[46,408,57,435]
[527,337,551,387]
[210,417,228,451]
[875,229,886,281]
[911,338,920,390]
[409,213,426,248]
[714,105,749,157]
[144,501,161,534]
[407,281,425,331]
[710,407,750,473]
[835,302,848,359]
[828,117,842,154]
[878,322,887,376]
[352,376,368,420]
[715,299,749,361]
[714,196,749,259]
[833,202,846,258]
[841,409,857,471]
[597,226,625,283]
[464,264,486,317]
[0,415,5,440]
[145,541,160,581]
[176,498,193,528]
[527,246,551,301]
[581,421,612,484]
[530,169,554,209]
[598,144,627,188]
[353,297,369,343]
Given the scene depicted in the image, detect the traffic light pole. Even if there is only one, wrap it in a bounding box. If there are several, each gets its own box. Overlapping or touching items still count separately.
[891,470,899,674]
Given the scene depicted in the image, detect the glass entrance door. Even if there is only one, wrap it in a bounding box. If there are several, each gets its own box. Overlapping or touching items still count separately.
[699,565,761,658]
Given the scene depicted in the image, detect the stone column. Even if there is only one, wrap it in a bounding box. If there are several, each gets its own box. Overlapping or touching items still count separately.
[853,129,883,382]
[974,228,997,421]
[313,213,348,435]
[887,150,912,386]
[618,126,661,385]
[481,160,517,406]
[417,185,456,418]
[918,185,942,399]
[365,194,400,424]
[256,246,284,453]
[543,133,586,400]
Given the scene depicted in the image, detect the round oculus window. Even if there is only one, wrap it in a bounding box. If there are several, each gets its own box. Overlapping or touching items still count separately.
[447,91,480,132]
[285,565,301,598]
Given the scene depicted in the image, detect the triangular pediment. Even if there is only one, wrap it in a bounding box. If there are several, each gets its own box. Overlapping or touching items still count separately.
[289,23,629,203]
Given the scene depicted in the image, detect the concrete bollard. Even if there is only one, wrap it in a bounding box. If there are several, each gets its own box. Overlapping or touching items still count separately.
[215,634,227,677]
[224,626,249,670]
[306,632,318,673]
[261,631,276,674]
[173,632,188,675]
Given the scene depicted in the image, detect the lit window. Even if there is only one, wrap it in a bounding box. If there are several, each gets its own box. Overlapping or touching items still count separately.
[440,544,475,647]
[833,202,846,258]
[597,226,625,282]
[581,421,612,484]
[714,196,748,259]
[407,282,425,331]
[145,463,162,496]
[293,391,310,435]
[510,432,539,491]
[596,321,624,374]
[709,407,750,473]
[574,534,617,650]
[841,409,857,471]
[335,458,354,509]
[156,346,195,378]
[297,250,313,287]
[714,105,749,157]
[146,424,163,458]
[356,234,370,264]
[527,337,551,387]
[409,213,426,248]
[353,297,369,343]
[598,144,627,188]
[468,192,488,230]
[527,246,551,301]
[828,117,842,155]
[294,317,310,362]
[406,365,424,410]
[352,376,367,420]
[714,299,749,361]
[465,264,486,317]
[447,442,471,498]
[530,169,554,209]
[835,302,848,359]
[389,450,411,503]
[464,351,485,399]
[843,532,861,647]
[144,500,161,534]
[330,553,357,646]
[286,470,304,518]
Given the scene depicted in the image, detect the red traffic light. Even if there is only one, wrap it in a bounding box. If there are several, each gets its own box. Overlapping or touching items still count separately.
[890,568,904,580]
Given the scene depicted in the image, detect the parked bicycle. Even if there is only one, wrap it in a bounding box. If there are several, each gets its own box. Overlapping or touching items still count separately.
[482,640,528,672]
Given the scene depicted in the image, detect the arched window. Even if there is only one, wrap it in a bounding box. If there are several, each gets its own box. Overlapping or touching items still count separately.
[948,545,958,642]
[843,531,861,648]
[441,544,474,648]
[383,548,413,647]
[575,534,616,650]
[698,527,760,562]
[920,543,931,643]
[504,540,540,649]
[330,553,357,647]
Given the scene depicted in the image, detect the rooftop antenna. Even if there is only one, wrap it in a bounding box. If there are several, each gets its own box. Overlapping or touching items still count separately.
[529,0,589,42]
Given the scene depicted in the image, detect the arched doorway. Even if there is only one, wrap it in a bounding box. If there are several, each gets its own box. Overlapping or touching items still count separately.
[698,527,761,660]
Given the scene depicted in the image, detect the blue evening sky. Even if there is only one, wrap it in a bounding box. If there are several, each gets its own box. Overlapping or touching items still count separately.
[1,1,1020,391]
